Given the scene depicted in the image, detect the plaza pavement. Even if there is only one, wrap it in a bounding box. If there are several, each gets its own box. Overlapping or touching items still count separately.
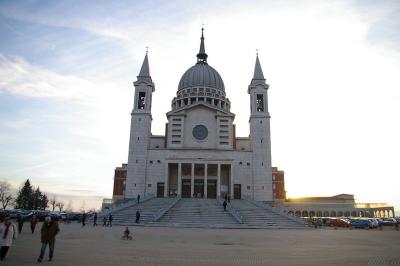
[2,222,400,265]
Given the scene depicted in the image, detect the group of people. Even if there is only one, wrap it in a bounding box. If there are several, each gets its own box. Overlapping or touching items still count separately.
[0,215,59,262]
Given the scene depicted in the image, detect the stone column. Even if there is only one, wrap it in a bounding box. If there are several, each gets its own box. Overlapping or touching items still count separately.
[204,163,208,198]
[177,163,182,197]
[230,163,234,200]
[191,163,195,198]
[217,163,221,198]
[164,163,169,197]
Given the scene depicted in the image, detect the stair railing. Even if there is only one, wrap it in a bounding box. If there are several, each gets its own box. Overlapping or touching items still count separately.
[245,198,304,225]
[100,194,155,217]
[217,197,243,224]
[153,196,181,222]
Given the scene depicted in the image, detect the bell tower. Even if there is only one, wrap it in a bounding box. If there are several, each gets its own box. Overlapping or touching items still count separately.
[248,54,273,201]
[125,52,155,199]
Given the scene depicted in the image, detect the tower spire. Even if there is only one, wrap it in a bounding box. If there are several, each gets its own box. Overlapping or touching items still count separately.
[253,52,265,80]
[138,51,150,77]
[196,27,208,63]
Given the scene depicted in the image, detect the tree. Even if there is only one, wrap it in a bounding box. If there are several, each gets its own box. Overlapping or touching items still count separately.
[56,201,65,211]
[39,190,48,210]
[15,180,48,210]
[15,179,33,209]
[49,196,57,211]
[0,181,14,209]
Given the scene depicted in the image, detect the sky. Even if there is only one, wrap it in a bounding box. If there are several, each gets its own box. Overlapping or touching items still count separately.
[0,0,399,212]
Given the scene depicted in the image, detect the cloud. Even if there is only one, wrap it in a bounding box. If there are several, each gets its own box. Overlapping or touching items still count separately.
[0,54,98,102]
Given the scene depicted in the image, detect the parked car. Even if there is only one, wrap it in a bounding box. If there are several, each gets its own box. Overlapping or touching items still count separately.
[350,219,373,229]
[367,218,379,228]
[330,218,350,227]
[381,218,397,226]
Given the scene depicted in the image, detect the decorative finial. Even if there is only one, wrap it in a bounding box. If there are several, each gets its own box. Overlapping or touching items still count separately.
[197,26,207,63]
[256,49,258,56]
[146,46,149,53]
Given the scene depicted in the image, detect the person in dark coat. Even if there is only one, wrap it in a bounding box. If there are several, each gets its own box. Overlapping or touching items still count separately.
[30,215,38,234]
[82,213,86,227]
[223,200,227,211]
[16,214,24,234]
[135,210,141,224]
[137,194,140,204]
[37,216,59,262]
[93,213,98,227]
[108,214,113,227]
[102,216,107,227]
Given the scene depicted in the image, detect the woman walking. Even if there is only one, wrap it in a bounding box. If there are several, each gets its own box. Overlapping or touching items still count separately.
[0,217,17,261]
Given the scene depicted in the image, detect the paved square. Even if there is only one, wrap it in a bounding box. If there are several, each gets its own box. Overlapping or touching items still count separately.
[3,223,400,265]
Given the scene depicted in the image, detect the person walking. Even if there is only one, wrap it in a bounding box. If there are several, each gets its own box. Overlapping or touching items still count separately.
[16,214,24,234]
[223,200,227,211]
[37,216,59,263]
[93,212,98,227]
[135,210,141,224]
[82,213,86,227]
[102,216,107,227]
[30,215,38,234]
[0,217,17,261]
[108,214,113,227]
[137,194,141,204]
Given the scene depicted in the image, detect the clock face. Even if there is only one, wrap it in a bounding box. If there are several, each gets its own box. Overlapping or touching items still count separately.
[192,125,208,140]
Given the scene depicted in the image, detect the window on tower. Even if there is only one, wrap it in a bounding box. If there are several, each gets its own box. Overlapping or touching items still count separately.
[256,94,264,112]
[138,92,146,109]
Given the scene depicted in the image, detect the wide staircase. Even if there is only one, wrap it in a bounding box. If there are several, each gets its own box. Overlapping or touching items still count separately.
[230,200,304,229]
[111,197,176,225]
[152,198,238,228]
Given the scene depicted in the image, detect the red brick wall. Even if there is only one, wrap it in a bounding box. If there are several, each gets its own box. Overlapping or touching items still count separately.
[113,169,127,196]
[272,168,286,200]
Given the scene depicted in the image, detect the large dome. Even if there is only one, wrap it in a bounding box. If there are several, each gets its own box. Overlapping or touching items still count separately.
[178,62,225,91]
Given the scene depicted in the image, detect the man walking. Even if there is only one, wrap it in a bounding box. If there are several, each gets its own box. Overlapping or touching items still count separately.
[137,194,141,204]
[93,212,98,227]
[30,215,38,234]
[82,213,86,227]
[135,210,141,224]
[223,200,227,211]
[37,216,59,263]
[16,214,24,234]
[108,214,113,227]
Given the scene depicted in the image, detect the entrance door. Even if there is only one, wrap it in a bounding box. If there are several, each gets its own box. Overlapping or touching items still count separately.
[194,180,204,198]
[234,184,241,199]
[207,180,217,198]
[181,179,191,198]
[157,182,164,198]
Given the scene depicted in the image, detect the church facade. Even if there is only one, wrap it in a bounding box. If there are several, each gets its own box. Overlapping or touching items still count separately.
[122,30,273,202]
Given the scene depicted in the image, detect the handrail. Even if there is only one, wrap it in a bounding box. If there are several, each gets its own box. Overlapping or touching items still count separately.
[245,198,304,225]
[153,197,181,222]
[100,194,155,216]
[217,197,243,224]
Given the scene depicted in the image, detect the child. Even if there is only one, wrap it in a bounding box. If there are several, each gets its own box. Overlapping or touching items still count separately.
[121,227,132,240]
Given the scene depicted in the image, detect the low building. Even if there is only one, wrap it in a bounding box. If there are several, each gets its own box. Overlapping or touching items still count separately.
[279,194,395,218]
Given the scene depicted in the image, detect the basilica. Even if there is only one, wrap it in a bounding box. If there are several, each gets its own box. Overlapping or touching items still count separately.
[113,29,274,202]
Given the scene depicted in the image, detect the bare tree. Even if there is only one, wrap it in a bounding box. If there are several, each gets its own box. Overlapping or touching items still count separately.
[49,196,57,211]
[56,201,65,212]
[65,200,73,212]
[0,181,14,209]
[80,200,86,212]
